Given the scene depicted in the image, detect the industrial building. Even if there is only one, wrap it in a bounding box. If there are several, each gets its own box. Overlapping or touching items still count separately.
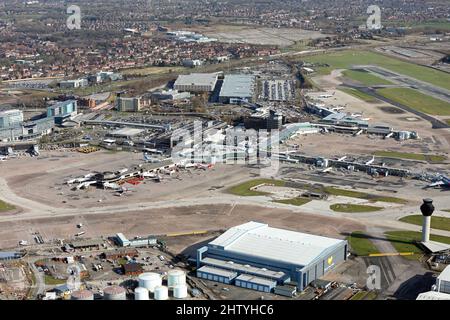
[196,222,348,292]
[219,74,255,104]
[115,233,157,247]
[151,89,190,102]
[0,252,23,261]
[59,78,88,89]
[174,73,219,93]
[116,97,142,112]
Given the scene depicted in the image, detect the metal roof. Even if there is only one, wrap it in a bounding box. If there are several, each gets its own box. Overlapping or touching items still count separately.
[219,74,255,98]
[421,241,450,253]
[416,291,450,300]
[209,222,345,267]
[438,265,450,282]
[236,274,277,287]
[109,128,144,137]
[197,265,238,279]
[174,73,218,87]
[201,257,286,280]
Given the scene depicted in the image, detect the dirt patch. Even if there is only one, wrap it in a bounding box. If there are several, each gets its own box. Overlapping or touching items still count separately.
[378,106,406,114]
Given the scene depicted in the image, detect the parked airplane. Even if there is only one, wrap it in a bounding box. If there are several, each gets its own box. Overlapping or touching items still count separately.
[427,175,450,189]
[337,156,347,161]
[318,92,335,99]
[143,153,161,163]
[365,156,375,166]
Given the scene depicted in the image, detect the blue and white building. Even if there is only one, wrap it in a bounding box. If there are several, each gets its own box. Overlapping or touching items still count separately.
[196,222,348,292]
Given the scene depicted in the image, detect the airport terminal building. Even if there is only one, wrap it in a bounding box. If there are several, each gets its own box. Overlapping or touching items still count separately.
[196,222,348,292]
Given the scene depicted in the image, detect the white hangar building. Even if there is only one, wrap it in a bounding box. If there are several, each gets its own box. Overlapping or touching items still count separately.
[196,221,348,292]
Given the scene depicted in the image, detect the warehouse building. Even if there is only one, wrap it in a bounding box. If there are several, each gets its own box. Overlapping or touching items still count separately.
[116,97,142,112]
[196,222,348,292]
[219,74,255,104]
[197,266,237,284]
[174,73,219,93]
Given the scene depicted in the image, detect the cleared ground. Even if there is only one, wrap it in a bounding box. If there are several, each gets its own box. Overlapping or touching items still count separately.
[195,25,328,47]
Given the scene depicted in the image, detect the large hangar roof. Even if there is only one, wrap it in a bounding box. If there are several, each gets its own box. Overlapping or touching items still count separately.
[219,74,254,98]
[174,73,218,87]
[209,221,345,267]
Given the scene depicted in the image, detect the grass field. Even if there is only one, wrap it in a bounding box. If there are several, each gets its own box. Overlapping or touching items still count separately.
[376,88,450,116]
[330,203,383,213]
[121,66,186,76]
[373,151,447,163]
[339,87,378,102]
[272,197,311,206]
[347,231,379,256]
[0,200,15,212]
[399,215,450,232]
[385,231,450,260]
[342,69,393,86]
[227,179,285,196]
[303,50,450,91]
[44,275,67,285]
[324,187,407,204]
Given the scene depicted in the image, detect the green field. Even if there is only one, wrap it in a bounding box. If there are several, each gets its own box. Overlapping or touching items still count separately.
[385,231,450,260]
[273,197,311,206]
[121,66,186,76]
[373,151,447,163]
[376,88,450,116]
[347,231,379,256]
[0,200,15,212]
[227,179,285,196]
[399,215,450,232]
[339,87,378,102]
[324,187,407,204]
[303,50,450,91]
[330,203,383,213]
[44,275,67,285]
[342,69,393,86]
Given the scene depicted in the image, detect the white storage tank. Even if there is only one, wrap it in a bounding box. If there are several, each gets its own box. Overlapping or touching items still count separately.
[168,269,186,288]
[154,286,168,300]
[103,285,126,300]
[138,272,162,293]
[71,289,94,300]
[173,284,188,299]
[134,287,149,300]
